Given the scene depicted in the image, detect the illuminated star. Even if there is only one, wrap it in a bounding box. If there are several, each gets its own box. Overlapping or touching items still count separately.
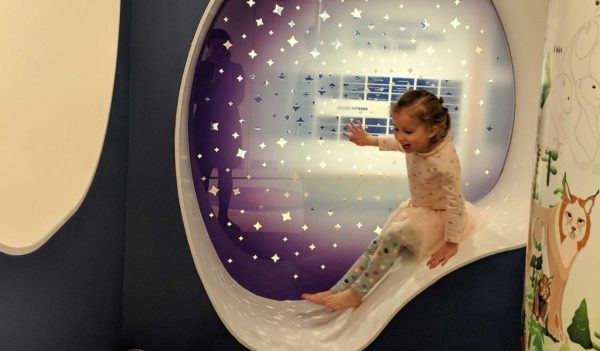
[383,14,390,21]
[256,18,264,27]
[319,10,330,22]
[484,170,490,175]
[333,243,338,248]
[283,192,290,198]
[288,36,298,47]
[350,8,362,18]
[248,50,258,59]
[282,212,292,222]
[253,222,263,231]
[454,0,461,5]
[321,264,326,270]
[227,258,233,264]
[208,185,219,196]
[334,223,342,230]
[309,243,316,250]
[309,48,321,58]
[332,39,343,50]
[236,148,247,159]
[356,222,363,228]
[246,0,255,7]
[302,224,309,231]
[233,188,241,195]
[238,236,243,241]
[232,132,239,139]
[210,122,219,131]
[373,226,383,235]
[288,20,295,28]
[236,75,244,82]
[479,99,485,106]
[327,210,334,216]
[421,19,430,30]
[450,17,461,29]
[425,46,436,56]
[276,138,288,148]
[475,46,483,54]
[223,40,233,50]
[273,4,284,16]
[475,148,481,156]
[252,255,258,260]
[197,153,202,159]
[293,274,299,279]
[259,142,266,149]
[267,59,274,66]
[271,254,280,263]
[319,161,327,169]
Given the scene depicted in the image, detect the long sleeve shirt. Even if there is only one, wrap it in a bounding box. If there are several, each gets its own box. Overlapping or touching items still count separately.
[378,135,466,242]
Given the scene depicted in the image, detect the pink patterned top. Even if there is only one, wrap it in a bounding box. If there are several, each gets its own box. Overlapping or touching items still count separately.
[378,135,465,243]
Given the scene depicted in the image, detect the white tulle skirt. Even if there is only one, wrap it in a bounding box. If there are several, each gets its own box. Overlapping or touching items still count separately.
[381,200,487,260]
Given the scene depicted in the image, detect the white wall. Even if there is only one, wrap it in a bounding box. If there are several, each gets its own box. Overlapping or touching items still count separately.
[0,1,120,254]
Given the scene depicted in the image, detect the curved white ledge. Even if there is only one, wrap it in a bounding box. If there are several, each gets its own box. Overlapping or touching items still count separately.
[175,0,548,349]
[0,1,121,255]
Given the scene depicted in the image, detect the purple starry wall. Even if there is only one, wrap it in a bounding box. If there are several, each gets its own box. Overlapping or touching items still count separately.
[187,0,513,300]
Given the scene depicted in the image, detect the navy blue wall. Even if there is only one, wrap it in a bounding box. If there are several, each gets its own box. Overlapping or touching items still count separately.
[0,1,130,350]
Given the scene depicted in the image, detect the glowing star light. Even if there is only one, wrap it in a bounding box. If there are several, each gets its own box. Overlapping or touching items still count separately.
[332,39,343,50]
[271,254,280,263]
[253,222,263,231]
[450,17,461,29]
[319,10,330,22]
[255,18,264,27]
[373,226,383,235]
[281,212,292,222]
[208,185,219,196]
[223,40,233,50]
[273,4,284,16]
[276,138,288,148]
[248,50,258,59]
[236,148,247,159]
[350,8,362,18]
[309,48,321,58]
[287,36,298,47]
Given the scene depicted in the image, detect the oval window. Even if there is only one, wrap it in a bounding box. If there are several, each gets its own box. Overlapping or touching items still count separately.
[187,0,514,299]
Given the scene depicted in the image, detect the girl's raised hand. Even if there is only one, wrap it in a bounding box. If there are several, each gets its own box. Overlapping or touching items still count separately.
[342,121,377,146]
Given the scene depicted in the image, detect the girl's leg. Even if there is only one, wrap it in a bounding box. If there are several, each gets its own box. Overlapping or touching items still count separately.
[302,238,380,305]
[325,222,409,310]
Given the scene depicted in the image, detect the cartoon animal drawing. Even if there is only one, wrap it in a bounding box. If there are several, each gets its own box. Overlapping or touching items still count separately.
[528,177,598,341]
[532,273,553,324]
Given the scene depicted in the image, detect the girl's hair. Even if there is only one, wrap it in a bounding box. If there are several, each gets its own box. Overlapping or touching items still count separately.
[391,89,451,143]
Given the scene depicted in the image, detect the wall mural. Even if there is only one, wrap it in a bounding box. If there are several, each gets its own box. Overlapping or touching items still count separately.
[188,0,514,300]
[522,0,600,350]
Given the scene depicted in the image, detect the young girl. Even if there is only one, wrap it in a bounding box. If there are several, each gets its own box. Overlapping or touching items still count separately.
[302,89,484,310]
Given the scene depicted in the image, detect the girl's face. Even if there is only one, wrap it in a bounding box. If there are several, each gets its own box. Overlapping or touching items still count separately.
[391,109,439,153]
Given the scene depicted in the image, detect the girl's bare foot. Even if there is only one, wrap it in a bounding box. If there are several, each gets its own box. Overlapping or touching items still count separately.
[324,288,362,310]
[301,290,334,305]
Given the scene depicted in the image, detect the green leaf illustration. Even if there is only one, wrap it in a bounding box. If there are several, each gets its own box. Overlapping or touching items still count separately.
[567,299,592,349]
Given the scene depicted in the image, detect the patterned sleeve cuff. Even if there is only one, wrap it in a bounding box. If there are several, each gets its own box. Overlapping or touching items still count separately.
[377,135,402,151]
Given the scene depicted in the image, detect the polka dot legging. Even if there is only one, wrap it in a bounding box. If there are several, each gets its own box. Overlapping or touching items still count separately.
[331,221,412,297]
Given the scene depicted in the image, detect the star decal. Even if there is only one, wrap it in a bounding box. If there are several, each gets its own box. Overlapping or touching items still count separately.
[351,8,362,18]
[236,148,247,159]
[319,10,330,22]
[208,185,219,196]
[287,36,298,47]
[273,4,284,16]
[276,138,288,148]
[282,212,292,222]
